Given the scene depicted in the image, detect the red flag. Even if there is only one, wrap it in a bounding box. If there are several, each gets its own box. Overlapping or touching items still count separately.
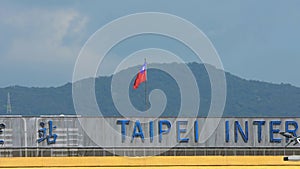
[133,62,147,89]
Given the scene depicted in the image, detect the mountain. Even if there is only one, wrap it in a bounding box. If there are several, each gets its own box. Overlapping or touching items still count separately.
[0,62,299,117]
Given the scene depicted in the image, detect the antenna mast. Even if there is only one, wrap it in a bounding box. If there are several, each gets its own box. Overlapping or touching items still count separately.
[6,92,12,114]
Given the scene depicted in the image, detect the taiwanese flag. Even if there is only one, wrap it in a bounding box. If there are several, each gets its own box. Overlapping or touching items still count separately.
[133,62,147,89]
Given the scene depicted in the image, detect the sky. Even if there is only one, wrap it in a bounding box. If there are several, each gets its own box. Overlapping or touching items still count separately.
[0,0,300,87]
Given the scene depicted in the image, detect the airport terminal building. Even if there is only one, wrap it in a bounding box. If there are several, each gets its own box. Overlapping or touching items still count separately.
[0,116,299,157]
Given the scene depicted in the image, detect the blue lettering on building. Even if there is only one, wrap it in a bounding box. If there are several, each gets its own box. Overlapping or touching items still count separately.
[253,121,265,143]
[149,121,154,143]
[225,121,230,143]
[177,121,189,143]
[194,120,199,143]
[225,120,299,144]
[159,120,171,143]
[0,123,5,145]
[37,120,58,145]
[269,121,282,143]
[234,121,248,143]
[115,119,299,145]
[285,121,298,142]
[117,119,130,143]
[131,120,144,142]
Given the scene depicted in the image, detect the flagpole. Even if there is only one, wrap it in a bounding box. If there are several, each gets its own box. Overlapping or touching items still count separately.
[144,58,147,112]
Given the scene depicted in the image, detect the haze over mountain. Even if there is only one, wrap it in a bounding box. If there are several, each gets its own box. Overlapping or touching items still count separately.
[0,62,299,117]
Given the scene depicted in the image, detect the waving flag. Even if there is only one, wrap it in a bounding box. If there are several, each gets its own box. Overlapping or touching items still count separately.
[133,62,147,89]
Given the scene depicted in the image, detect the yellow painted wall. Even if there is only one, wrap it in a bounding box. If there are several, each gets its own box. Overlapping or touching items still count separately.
[0,156,299,169]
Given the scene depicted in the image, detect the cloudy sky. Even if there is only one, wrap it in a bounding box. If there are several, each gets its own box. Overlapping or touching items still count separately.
[0,0,299,87]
